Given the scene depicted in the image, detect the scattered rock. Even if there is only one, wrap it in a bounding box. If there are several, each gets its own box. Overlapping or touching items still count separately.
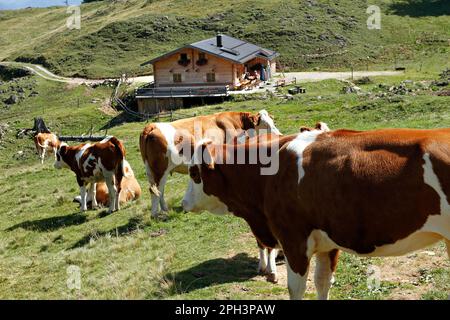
[5,94,19,105]
[354,77,373,85]
[438,68,450,81]
[150,228,167,237]
[318,33,329,41]
[15,150,25,160]
[342,85,361,94]
[0,122,9,141]
[437,89,450,96]
[305,14,315,21]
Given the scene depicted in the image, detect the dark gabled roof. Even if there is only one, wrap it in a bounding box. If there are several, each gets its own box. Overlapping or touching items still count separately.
[143,34,279,66]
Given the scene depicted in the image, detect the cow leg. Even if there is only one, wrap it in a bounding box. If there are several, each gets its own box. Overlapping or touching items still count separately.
[115,168,123,212]
[145,163,162,217]
[266,248,279,283]
[104,173,117,213]
[257,242,268,274]
[79,185,88,212]
[158,173,169,212]
[314,249,340,300]
[286,257,310,300]
[40,149,46,164]
[89,183,98,209]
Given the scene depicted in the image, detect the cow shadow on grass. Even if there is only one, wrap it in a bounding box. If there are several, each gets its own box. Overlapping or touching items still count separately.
[5,212,87,232]
[69,216,144,249]
[162,253,260,296]
[389,0,450,17]
[100,112,141,131]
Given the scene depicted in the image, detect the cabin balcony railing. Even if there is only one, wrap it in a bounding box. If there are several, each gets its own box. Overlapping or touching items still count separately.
[135,85,229,98]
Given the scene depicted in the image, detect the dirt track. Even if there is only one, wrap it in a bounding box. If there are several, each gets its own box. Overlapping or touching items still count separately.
[0,61,403,85]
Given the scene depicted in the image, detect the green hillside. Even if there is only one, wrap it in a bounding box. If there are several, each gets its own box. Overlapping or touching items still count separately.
[0,0,448,78]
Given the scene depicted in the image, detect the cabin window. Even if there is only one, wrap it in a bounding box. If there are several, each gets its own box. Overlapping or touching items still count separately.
[173,73,182,83]
[206,73,216,82]
[178,53,190,67]
[196,52,208,66]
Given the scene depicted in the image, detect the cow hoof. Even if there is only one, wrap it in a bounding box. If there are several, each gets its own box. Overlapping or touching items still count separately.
[266,273,278,284]
[258,266,267,275]
[152,212,169,221]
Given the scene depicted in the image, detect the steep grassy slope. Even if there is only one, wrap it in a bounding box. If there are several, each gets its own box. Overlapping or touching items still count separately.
[0,69,449,299]
[0,0,448,78]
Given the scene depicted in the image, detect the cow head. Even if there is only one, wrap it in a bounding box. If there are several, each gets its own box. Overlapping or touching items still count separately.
[256,110,282,135]
[299,122,331,133]
[246,110,282,136]
[182,140,230,215]
[54,143,70,169]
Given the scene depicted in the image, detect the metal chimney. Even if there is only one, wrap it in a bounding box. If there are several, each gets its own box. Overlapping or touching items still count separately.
[216,34,223,47]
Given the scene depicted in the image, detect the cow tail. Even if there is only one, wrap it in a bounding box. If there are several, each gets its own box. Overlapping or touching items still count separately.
[109,137,130,178]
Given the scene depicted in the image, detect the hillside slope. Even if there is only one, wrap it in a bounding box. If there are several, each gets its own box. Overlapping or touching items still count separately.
[0,0,448,78]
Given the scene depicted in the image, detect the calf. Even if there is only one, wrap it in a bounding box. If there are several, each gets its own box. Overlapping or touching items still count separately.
[182,127,450,299]
[73,159,141,207]
[54,136,128,213]
[34,132,60,164]
[139,109,281,218]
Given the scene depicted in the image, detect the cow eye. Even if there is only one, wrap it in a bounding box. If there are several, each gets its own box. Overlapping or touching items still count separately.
[189,167,201,183]
[190,170,198,180]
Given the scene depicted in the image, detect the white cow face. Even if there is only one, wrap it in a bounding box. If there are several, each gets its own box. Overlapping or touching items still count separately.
[256,110,282,136]
[182,164,230,215]
[54,144,70,170]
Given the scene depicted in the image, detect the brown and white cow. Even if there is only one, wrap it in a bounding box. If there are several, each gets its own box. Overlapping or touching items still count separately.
[139,109,281,218]
[54,136,129,213]
[182,127,450,299]
[34,132,60,164]
[73,159,141,208]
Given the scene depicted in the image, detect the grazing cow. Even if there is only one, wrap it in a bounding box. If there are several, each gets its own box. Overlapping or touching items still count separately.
[139,109,281,218]
[182,127,450,299]
[54,136,128,213]
[34,132,60,164]
[73,159,141,208]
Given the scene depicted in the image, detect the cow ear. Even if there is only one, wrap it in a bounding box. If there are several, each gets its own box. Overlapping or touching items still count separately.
[300,126,310,133]
[247,114,260,127]
[175,133,194,159]
[315,122,330,132]
[201,141,215,170]
[60,145,66,154]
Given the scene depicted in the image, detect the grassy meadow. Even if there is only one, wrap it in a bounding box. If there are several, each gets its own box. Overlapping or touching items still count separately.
[0,66,449,299]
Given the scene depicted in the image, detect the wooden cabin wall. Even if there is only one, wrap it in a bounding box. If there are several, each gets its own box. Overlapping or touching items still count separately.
[153,49,234,86]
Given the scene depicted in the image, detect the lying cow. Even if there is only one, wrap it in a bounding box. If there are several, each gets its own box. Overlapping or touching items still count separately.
[73,159,141,208]
[34,132,60,164]
[139,109,281,218]
[54,136,128,213]
[182,127,450,299]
